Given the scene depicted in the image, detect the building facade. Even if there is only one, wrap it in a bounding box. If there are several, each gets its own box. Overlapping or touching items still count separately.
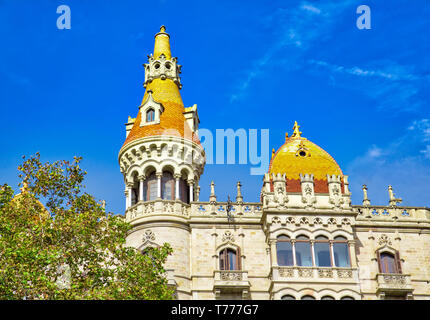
[119,27,430,300]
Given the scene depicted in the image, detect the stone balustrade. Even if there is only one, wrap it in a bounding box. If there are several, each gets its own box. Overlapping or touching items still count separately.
[125,200,191,222]
[191,202,262,216]
[354,205,430,221]
[376,273,412,293]
[272,266,358,283]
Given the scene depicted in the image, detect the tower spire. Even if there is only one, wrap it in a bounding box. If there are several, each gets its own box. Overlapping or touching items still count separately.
[154,25,172,59]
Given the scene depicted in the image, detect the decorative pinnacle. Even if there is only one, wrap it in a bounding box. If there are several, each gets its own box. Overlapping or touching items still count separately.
[362,184,370,206]
[388,185,402,206]
[291,121,302,138]
[285,132,289,141]
[160,25,166,32]
[271,148,275,159]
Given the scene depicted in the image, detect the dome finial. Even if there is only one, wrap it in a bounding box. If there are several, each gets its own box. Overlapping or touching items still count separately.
[291,121,302,138]
[160,25,166,33]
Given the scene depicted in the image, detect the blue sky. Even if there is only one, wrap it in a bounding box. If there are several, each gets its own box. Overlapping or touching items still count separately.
[1,0,429,214]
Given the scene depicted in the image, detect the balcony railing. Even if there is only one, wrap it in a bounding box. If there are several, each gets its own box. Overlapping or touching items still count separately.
[377,273,413,293]
[272,266,358,283]
[213,270,250,287]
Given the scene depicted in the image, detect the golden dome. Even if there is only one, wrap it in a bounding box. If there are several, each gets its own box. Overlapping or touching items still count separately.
[269,122,343,181]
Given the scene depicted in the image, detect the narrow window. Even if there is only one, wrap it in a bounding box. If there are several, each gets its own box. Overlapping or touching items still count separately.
[146,173,157,201]
[277,235,294,266]
[333,236,351,267]
[295,235,312,267]
[378,252,400,274]
[219,248,240,270]
[321,296,335,300]
[341,296,354,300]
[146,109,155,122]
[161,172,174,200]
[314,235,331,267]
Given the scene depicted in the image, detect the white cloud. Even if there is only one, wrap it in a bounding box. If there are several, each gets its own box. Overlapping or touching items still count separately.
[347,119,430,207]
[308,59,428,112]
[229,0,355,102]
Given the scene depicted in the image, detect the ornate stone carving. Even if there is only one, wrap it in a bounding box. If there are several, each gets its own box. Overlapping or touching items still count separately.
[222,231,235,243]
[337,269,353,278]
[220,271,242,281]
[378,234,392,247]
[297,268,314,278]
[143,229,156,243]
[271,216,281,225]
[279,267,294,278]
[318,268,333,278]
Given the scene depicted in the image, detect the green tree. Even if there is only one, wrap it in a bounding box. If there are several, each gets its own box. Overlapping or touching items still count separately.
[0,153,174,299]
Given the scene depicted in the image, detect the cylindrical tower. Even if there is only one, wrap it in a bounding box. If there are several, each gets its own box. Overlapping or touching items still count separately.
[118,26,206,299]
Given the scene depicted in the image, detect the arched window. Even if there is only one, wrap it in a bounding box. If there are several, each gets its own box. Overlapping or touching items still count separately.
[321,296,335,300]
[161,172,174,200]
[295,235,312,267]
[277,235,294,266]
[301,295,315,300]
[333,236,351,267]
[146,109,155,122]
[146,172,157,201]
[378,252,401,274]
[281,295,296,300]
[179,178,189,203]
[341,296,354,300]
[314,235,331,267]
[219,248,241,270]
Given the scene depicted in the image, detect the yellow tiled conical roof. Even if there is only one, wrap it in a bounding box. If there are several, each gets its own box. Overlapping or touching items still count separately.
[122,26,200,148]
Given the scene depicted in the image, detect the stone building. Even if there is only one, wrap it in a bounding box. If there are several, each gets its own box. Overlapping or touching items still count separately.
[118,26,430,300]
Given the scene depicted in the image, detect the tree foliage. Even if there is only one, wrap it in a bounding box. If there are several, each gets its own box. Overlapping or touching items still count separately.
[0,153,174,299]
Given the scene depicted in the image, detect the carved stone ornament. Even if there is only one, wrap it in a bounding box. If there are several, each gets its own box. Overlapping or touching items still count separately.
[143,229,156,243]
[378,234,392,247]
[222,230,235,243]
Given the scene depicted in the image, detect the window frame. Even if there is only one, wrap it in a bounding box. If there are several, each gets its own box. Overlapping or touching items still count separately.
[219,247,241,271]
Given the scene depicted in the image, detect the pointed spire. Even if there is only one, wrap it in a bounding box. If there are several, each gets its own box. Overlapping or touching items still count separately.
[271,148,275,159]
[291,121,302,138]
[285,132,289,142]
[154,25,172,59]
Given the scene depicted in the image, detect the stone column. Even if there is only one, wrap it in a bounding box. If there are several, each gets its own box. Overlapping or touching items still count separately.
[329,240,335,267]
[188,180,194,202]
[174,174,181,200]
[310,240,316,267]
[196,186,200,202]
[156,172,162,199]
[291,240,297,266]
[270,239,278,267]
[348,240,357,268]
[126,182,133,209]
[138,175,145,202]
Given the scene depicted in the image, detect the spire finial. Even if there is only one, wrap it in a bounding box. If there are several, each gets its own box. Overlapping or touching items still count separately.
[236,181,243,203]
[291,121,302,138]
[209,181,217,203]
[362,184,370,206]
[154,25,171,59]
[388,185,402,206]
[271,148,275,159]
[285,132,289,141]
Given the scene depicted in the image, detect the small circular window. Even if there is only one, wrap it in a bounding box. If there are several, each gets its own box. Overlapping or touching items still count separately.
[154,63,160,69]
[299,151,307,157]
[165,63,171,69]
